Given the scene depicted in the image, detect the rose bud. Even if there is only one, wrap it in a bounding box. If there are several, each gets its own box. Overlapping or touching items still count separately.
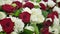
[12,1,22,9]
[39,1,47,10]
[19,12,31,24]
[23,2,34,9]
[2,4,15,13]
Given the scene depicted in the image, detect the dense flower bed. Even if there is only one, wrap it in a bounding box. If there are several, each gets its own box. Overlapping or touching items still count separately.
[0,0,60,34]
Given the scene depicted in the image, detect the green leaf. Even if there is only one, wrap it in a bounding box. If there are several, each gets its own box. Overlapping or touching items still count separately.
[21,29,33,34]
[12,9,23,17]
[30,0,34,2]
[34,5,39,8]
[0,31,6,34]
[36,0,41,3]
[42,11,48,18]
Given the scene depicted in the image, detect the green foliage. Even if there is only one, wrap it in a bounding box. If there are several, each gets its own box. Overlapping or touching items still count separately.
[12,9,23,17]
[42,11,48,18]
[0,31,6,34]
[36,0,41,3]
[21,29,33,34]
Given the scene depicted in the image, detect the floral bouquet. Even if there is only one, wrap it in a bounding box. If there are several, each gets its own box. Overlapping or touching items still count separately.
[0,0,60,34]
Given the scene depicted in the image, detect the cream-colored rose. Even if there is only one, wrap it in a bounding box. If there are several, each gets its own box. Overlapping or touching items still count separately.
[30,8,45,24]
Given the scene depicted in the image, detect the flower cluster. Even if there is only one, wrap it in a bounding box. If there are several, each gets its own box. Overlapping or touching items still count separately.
[0,0,60,34]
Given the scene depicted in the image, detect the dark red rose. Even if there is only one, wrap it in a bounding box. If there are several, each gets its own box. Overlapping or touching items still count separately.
[52,11,59,18]
[47,13,54,22]
[23,2,34,9]
[58,2,60,7]
[12,1,22,9]
[0,18,14,33]
[40,27,49,34]
[2,4,15,13]
[19,12,31,23]
[43,20,53,27]
[43,0,48,2]
[39,3,47,10]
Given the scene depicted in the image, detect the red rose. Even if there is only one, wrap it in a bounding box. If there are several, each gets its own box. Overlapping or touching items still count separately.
[47,12,54,22]
[43,0,48,2]
[23,2,34,9]
[47,11,58,20]
[2,4,15,13]
[52,11,59,18]
[43,20,53,27]
[12,1,22,9]
[40,27,49,34]
[0,18,14,34]
[39,3,47,10]
[19,12,31,23]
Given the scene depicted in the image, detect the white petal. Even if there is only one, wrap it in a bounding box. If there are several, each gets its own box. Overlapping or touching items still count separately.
[11,31,17,34]
[47,0,56,7]
[0,12,6,20]
[0,24,3,32]
[53,6,60,14]
[23,7,32,14]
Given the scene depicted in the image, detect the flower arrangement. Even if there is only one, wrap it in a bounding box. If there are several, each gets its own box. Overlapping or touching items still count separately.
[0,0,60,34]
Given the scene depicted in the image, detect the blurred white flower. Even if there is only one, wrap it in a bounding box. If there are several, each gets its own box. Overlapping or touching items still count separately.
[23,7,32,14]
[49,16,60,34]
[53,16,59,27]
[53,6,60,13]
[30,8,45,24]
[13,0,23,3]
[57,0,60,2]
[49,26,59,34]
[8,15,24,32]
[0,24,3,32]
[25,25,34,32]
[0,0,13,5]
[47,0,56,7]
[11,31,17,34]
[0,12,6,20]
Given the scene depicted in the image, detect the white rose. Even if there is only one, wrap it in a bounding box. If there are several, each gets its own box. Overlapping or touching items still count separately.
[47,0,56,7]
[8,15,24,32]
[30,8,45,24]
[23,7,32,14]
[0,12,6,20]
[0,24,3,32]
[25,25,34,32]
[53,6,60,14]
[49,26,59,34]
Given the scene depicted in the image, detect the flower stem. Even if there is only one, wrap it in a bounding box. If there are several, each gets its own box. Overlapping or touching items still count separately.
[31,23,39,34]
